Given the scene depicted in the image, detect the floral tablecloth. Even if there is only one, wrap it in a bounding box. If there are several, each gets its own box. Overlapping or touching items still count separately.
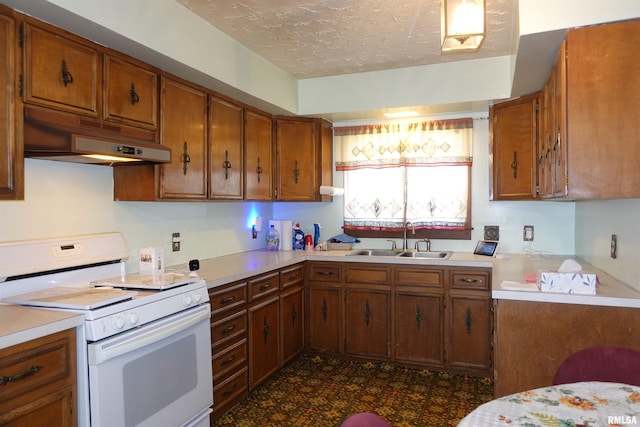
[458,381,640,426]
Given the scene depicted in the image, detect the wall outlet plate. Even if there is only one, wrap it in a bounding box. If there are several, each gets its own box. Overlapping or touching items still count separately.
[484,225,499,241]
[523,225,534,242]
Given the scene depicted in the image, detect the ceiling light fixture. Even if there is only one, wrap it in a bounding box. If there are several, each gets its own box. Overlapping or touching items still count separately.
[384,111,419,118]
[441,0,486,52]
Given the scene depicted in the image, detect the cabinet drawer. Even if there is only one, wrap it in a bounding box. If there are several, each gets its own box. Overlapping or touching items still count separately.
[0,329,75,405]
[395,267,444,288]
[450,270,490,290]
[209,282,247,317]
[212,338,247,383]
[211,311,247,350]
[308,262,341,282]
[345,264,390,284]
[248,272,279,302]
[280,264,304,289]
[212,366,248,419]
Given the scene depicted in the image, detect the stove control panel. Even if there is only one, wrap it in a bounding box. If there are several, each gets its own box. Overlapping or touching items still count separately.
[83,281,209,341]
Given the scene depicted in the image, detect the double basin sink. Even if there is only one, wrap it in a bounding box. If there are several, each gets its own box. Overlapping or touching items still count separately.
[346,249,452,259]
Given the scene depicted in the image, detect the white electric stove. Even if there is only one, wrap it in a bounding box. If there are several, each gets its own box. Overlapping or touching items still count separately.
[0,233,213,427]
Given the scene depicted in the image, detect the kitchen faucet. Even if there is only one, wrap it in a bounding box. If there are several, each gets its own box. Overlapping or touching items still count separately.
[415,238,431,252]
[403,221,415,251]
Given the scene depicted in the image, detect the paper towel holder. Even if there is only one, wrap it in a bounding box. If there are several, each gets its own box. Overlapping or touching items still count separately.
[319,186,345,196]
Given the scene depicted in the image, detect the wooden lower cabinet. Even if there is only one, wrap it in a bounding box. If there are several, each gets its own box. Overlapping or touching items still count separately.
[280,264,305,366]
[0,328,77,427]
[307,262,343,354]
[494,300,640,398]
[395,291,444,366]
[344,286,391,358]
[448,293,492,373]
[305,261,492,376]
[248,296,279,390]
[209,281,248,421]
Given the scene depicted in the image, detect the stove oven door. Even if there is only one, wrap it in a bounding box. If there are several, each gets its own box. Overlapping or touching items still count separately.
[87,304,212,427]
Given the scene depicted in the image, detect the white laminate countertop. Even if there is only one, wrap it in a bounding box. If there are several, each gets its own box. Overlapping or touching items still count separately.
[0,304,83,350]
[3,248,639,350]
[196,249,640,308]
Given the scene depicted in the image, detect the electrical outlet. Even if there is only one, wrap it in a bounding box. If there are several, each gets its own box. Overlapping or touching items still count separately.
[484,225,499,241]
[172,232,181,252]
[611,234,617,259]
[523,225,534,242]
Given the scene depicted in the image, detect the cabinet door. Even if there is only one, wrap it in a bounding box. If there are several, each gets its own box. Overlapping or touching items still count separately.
[344,287,390,359]
[209,96,243,200]
[275,118,316,201]
[244,109,273,201]
[307,285,341,353]
[448,294,492,373]
[104,54,158,130]
[23,21,99,116]
[551,41,568,198]
[489,93,539,200]
[0,9,23,200]
[565,20,640,198]
[248,297,279,390]
[280,286,304,365]
[0,329,77,427]
[159,77,208,199]
[395,291,444,366]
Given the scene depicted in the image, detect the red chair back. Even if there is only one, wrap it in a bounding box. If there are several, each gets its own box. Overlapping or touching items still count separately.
[553,346,640,386]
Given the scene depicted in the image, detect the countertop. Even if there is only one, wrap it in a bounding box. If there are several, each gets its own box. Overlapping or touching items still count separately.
[0,304,84,350]
[3,248,639,350]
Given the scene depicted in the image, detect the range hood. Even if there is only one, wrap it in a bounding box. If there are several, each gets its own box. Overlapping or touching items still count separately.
[23,106,171,165]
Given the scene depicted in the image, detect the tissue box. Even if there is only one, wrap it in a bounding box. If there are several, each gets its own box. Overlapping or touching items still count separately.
[538,271,597,294]
[140,247,164,275]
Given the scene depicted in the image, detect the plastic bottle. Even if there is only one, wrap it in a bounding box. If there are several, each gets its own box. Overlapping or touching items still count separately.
[304,232,313,251]
[266,225,280,251]
[293,223,305,250]
[313,223,321,248]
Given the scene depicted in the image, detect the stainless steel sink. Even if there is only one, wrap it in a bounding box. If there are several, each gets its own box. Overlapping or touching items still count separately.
[398,251,452,259]
[346,249,452,259]
[346,249,402,257]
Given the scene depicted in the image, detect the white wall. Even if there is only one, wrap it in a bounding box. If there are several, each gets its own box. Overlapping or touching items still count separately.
[575,199,640,290]
[0,159,273,273]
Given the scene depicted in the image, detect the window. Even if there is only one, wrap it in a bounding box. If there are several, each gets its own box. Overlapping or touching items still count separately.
[334,118,473,240]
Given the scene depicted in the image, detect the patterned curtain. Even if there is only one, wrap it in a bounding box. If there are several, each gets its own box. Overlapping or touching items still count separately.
[334,118,473,233]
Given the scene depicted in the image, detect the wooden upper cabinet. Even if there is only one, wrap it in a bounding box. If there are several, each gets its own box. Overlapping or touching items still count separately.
[563,20,640,199]
[0,7,23,200]
[22,20,100,116]
[274,117,333,201]
[489,93,539,200]
[551,41,567,198]
[159,76,208,199]
[209,96,243,200]
[244,109,273,201]
[275,117,316,201]
[103,53,158,130]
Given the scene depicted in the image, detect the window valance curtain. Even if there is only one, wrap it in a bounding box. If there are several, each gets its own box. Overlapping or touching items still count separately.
[335,118,473,170]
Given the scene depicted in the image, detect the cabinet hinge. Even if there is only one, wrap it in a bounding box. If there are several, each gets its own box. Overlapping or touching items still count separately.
[443,350,447,362]
[69,390,74,415]
[443,298,446,309]
[18,22,24,48]
[18,74,23,98]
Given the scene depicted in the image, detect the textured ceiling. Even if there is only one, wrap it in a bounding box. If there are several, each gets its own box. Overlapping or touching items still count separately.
[175,0,518,79]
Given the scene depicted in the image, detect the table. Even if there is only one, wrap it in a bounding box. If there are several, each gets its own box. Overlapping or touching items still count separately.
[458,382,640,426]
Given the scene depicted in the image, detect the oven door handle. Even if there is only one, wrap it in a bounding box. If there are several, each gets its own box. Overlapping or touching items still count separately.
[92,307,210,364]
